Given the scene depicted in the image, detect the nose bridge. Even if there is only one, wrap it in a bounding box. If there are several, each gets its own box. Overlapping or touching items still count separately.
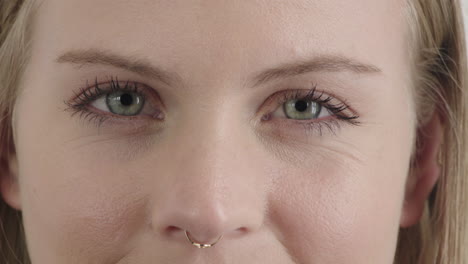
[151,105,265,245]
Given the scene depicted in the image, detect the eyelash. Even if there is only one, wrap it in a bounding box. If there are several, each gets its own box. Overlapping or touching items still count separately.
[263,83,361,136]
[64,76,147,128]
[64,75,361,135]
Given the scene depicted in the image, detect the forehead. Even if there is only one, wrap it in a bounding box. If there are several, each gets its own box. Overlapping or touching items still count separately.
[30,0,409,85]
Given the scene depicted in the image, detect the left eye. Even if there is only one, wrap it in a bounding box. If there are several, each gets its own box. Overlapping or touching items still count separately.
[92,91,145,116]
[275,99,332,120]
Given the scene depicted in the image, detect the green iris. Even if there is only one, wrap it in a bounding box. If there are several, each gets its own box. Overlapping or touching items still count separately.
[106,91,145,116]
[284,99,321,120]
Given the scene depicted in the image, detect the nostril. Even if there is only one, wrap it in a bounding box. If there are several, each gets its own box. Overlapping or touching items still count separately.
[233,227,249,237]
[165,225,183,237]
[235,227,247,233]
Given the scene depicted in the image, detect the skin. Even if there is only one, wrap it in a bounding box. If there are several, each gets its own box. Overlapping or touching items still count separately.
[0,0,443,263]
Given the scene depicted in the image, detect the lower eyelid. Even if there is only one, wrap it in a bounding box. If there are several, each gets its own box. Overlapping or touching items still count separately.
[84,111,164,131]
[260,117,342,138]
[261,111,335,125]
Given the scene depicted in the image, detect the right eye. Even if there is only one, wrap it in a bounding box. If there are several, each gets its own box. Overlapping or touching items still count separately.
[65,77,165,128]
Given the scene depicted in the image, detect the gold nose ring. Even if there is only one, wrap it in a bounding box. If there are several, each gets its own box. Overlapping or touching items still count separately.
[184,230,223,248]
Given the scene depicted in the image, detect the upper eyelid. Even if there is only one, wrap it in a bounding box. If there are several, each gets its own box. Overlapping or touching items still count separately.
[266,86,354,113]
[69,77,162,106]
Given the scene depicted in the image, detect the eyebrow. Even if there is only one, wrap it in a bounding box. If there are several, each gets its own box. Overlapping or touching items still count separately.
[56,49,382,88]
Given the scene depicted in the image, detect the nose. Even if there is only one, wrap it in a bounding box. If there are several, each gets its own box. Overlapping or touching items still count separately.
[150,117,266,247]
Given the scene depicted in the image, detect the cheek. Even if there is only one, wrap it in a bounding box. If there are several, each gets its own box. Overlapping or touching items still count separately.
[267,146,407,263]
[14,91,151,261]
[18,145,149,261]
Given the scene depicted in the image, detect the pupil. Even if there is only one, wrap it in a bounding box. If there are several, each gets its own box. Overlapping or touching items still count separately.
[120,93,133,106]
[295,100,308,112]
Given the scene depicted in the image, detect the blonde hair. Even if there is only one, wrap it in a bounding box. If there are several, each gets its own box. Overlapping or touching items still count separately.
[0,0,467,263]
[396,0,468,263]
[0,1,35,263]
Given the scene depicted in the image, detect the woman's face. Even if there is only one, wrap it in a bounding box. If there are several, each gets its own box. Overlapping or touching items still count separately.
[5,0,424,263]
